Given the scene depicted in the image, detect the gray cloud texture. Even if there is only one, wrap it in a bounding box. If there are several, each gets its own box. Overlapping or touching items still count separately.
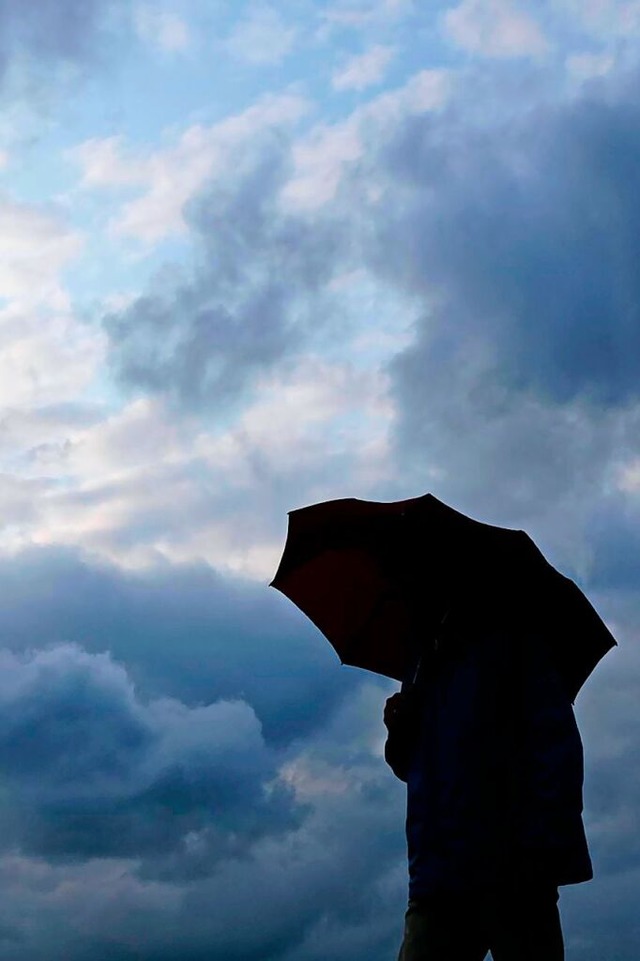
[105,137,351,412]
[371,78,640,404]
[101,58,640,567]
[103,63,640,460]
[0,642,299,866]
[93,57,640,957]
[3,12,640,958]
[0,546,360,746]
[0,544,637,959]
[362,72,640,961]
[0,547,406,961]
[354,67,640,593]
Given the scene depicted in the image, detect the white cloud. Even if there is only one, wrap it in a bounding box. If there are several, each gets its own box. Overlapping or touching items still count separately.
[566,50,616,81]
[332,44,396,91]
[617,459,640,494]
[443,0,549,59]
[0,195,83,309]
[68,135,148,189]
[560,0,640,37]
[134,5,192,53]
[226,4,297,65]
[363,67,453,122]
[321,0,413,30]
[0,355,394,576]
[0,193,104,526]
[69,68,450,246]
[0,194,103,424]
[282,69,451,211]
[0,304,105,410]
[282,117,363,211]
[68,93,309,244]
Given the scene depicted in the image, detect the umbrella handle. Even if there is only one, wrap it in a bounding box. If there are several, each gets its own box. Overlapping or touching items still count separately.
[401,658,422,692]
[403,606,452,691]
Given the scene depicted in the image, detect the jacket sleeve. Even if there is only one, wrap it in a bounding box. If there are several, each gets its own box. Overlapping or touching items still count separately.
[510,635,593,883]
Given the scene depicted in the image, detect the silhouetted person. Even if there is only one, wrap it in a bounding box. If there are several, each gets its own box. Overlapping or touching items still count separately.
[384,606,592,960]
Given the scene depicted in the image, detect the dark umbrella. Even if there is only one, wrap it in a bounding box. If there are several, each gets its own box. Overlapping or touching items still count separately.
[270,492,617,701]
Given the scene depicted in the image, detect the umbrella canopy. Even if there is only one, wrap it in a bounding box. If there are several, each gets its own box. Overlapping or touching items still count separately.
[270,492,617,701]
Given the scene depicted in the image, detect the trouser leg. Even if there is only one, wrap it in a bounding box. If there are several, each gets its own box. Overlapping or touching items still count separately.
[488,884,564,961]
[397,896,490,961]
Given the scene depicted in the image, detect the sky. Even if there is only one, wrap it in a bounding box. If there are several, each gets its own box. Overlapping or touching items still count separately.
[0,0,639,957]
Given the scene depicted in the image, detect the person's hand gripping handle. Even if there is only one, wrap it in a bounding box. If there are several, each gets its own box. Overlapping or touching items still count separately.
[384,691,412,732]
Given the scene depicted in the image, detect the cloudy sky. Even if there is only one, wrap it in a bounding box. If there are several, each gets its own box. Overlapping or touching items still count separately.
[0,0,639,957]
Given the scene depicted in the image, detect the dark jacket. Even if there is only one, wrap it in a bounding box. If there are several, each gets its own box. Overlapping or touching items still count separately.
[385,618,593,898]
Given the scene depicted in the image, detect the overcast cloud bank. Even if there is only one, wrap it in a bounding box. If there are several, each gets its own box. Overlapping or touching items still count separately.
[0,1,639,958]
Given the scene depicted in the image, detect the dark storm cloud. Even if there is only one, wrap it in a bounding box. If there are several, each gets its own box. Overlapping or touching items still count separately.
[4,46,640,961]
[0,548,407,960]
[370,82,640,411]
[104,138,350,411]
[0,619,404,961]
[355,61,640,960]
[351,69,640,544]
[0,546,360,746]
[561,867,640,961]
[557,590,640,961]
[585,495,640,591]
[324,64,640,556]
[0,734,407,961]
[0,642,302,865]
